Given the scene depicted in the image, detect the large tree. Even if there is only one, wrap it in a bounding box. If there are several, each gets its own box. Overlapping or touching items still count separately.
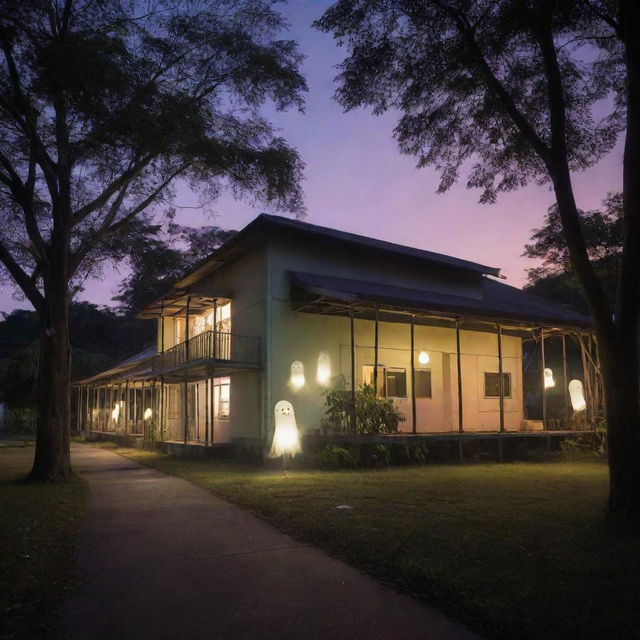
[0,0,305,480]
[316,0,640,519]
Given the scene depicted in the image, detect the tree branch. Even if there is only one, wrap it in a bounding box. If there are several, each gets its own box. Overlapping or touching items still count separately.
[0,237,44,312]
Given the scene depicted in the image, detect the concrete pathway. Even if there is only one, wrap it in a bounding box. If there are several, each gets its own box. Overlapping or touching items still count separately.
[59,444,478,640]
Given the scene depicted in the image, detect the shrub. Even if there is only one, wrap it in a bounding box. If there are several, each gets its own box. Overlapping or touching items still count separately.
[313,445,357,470]
[321,378,405,435]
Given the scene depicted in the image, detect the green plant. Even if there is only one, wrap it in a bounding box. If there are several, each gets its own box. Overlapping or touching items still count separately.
[321,378,405,435]
[313,445,357,470]
[6,407,37,435]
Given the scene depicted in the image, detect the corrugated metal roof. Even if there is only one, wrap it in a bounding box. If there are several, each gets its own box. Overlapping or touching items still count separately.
[289,271,593,329]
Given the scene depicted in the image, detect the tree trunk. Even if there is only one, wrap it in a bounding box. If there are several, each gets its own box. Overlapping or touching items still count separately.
[28,280,71,482]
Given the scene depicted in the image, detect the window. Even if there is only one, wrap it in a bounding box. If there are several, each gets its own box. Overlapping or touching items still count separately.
[214,377,230,419]
[484,372,511,398]
[415,369,432,398]
[386,368,407,398]
[363,365,386,396]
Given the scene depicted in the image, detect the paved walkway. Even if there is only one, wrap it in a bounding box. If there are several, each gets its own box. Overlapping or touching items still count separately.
[59,444,478,640]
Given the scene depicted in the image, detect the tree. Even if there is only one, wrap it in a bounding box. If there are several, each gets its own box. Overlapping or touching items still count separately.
[524,193,622,312]
[316,0,640,519]
[0,0,306,480]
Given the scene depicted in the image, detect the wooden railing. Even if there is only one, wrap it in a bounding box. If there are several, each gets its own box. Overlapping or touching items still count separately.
[152,330,261,372]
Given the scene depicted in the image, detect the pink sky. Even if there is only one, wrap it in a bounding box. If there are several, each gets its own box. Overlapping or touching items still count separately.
[0,0,622,314]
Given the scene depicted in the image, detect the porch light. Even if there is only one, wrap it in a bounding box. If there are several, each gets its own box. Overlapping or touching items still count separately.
[144,408,153,420]
[544,368,555,389]
[290,360,305,389]
[316,351,331,386]
[418,350,430,365]
[569,380,586,412]
[268,400,301,457]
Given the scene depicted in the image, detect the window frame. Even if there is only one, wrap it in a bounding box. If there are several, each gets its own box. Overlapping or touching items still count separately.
[483,372,512,399]
[414,368,433,399]
[385,367,407,398]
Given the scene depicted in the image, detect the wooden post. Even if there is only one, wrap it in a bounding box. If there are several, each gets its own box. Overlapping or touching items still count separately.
[210,369,215,445]
[213,299,218,359]
[183,296,191,443]
[456,318,464,433]
[160,377,165,441]
[373,306,379,396]
[411,314,417,434]
[562,334,570,429]
[141,380,146,438]
[204,368,210,447]
[350,307,356,434]
[124,379,129,435]
[540,329,547,430]
[497,324,505,433]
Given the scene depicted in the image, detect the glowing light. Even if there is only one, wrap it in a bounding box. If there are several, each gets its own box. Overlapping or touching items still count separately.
[316,351,331,385]
[268,400,301,457]
[544,368,555,389]
[418,350,430,365]
[144,408,153,420]
[569,380,586,412]
[290,360,305,390]
[111,402,121,422]
[193,315,206,335]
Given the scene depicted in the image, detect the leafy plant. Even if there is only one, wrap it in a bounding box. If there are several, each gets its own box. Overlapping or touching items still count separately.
[313,445,357,470]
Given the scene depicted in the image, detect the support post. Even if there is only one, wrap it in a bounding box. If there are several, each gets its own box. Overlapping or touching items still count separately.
[183,296,191,443]
[141,380,146,438]
[124,379,129,435]
[373,306,379,396]
[210,368,215,445]
[497,324,505,433]
[205,368,210,447]
[562,334,570,429]
[456,318,464,433]
[540,329,547,430]
[411,314,417,434]
[160,377,165,441]
[350,307,356,434]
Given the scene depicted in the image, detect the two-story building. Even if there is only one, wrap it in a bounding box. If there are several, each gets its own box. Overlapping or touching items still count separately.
[75,214,600,453]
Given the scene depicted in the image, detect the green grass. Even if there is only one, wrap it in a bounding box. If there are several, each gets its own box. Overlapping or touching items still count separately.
[98,443,638,640]
[0,444,88,640]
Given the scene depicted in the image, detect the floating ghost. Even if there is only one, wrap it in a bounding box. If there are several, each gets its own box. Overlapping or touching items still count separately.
[544,368,556,389]
[289,360,305,390]
[269,400,301,458]
[143,407,153,420]
[316,351,331,386]
[569,379,586,412]
[111,402,120,422]
[418,350,430,365]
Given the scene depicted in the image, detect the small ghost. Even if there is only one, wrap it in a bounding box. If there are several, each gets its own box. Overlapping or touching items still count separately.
[569,379,586,412]
[143,407,153,420]
[544,368,555,389]
[316,351,331,386]
[268,400,302,458]
[289,360,305,390]
[111,402,120,423]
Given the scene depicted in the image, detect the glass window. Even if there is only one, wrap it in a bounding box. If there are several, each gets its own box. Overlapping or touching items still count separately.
[214,377,230,419]
[363,365,386,396]
[484,372,511,398]
[415,369,432,398]
[386,368,407,398]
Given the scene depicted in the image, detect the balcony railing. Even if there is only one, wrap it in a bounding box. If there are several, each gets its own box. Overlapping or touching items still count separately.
[152,330,261,372]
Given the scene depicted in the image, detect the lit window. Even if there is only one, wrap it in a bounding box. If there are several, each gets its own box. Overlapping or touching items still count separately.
[484,373,511,398]
[363,365,386,396]
[415,370,432,398]
[214,377,230,419]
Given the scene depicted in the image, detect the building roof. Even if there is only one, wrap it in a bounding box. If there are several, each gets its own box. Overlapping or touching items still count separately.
[288,271,593,329]
[75,345,157,384]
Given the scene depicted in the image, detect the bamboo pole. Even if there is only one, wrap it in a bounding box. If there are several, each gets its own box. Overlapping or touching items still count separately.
[411,314,417,434]
[373,306,379,396]
[540,329,547,430]
[350,307,356,434]
[497,324,505,433]
[456,318,464,433]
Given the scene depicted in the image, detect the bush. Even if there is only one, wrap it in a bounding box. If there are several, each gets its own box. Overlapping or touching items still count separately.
[313,445,357,470]
[321,378,405,435]
[388,443,429,466]
[6,407,37,435]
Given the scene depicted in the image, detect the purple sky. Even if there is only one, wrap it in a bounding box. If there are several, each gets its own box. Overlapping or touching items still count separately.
[0,0,622,315]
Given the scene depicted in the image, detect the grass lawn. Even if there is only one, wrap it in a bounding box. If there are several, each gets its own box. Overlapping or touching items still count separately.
[96,443,638,640]
[0,444,88,640]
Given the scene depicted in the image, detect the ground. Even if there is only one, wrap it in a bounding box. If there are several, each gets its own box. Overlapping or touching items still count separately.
[0,443,87,640]
[98,445,639,640]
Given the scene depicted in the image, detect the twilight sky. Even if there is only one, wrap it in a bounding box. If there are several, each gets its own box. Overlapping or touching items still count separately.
[0,0,622,315]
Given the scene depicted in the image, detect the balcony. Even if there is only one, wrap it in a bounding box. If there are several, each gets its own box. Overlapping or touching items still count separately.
[152,330,261,373]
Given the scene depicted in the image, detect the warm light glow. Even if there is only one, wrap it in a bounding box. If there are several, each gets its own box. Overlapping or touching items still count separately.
[316,351,331,385]
[290,360,305,389]
[418,350,430,365]
[144,408,153,420]
[268,400,301,457]
[193,315,206,335]
[569,379,586,412]
[544,368,555,389]
[111,402,121,422]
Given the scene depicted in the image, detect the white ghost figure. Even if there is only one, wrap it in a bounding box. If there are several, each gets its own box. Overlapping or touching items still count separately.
[269,400,301,458]
[111,402,120,422]
[316,351,331,386]
[290,360,305,389]
[569,379,586,412]
[544,368,556,389]
[418,350,430,365]
[144,407,153,420]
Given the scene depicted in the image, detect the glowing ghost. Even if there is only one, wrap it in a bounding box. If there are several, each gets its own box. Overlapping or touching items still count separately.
[569,379,586,412]
[290,360,305,389]
[316,351,331,386]
[144,407,153,420]
[418,350,430,365]
[544,368,555,389]
[111,402,121,422]
[268,400,301,457]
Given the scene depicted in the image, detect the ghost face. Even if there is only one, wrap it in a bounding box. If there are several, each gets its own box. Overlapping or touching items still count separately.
[290,360,305,390]
[316,351,331,386]
[544,368,555,389]
[269,400,301,457]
